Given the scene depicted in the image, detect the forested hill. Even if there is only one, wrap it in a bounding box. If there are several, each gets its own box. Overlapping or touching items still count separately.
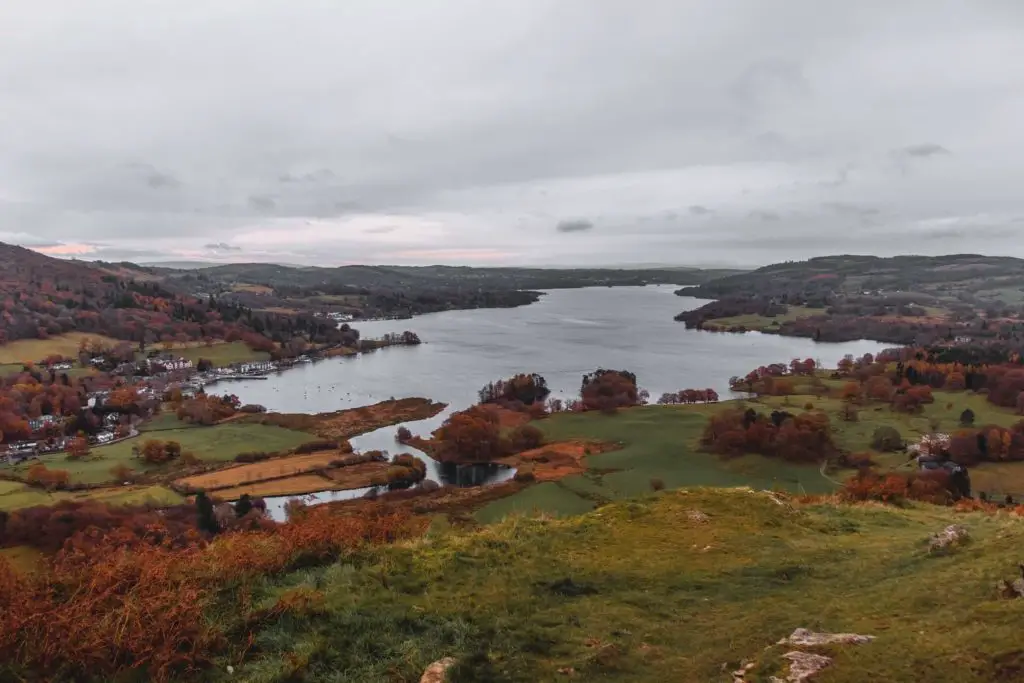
[681,254,1024,308]
[153,263,742,291]
[116,262,745,319]
[0,242,348,348]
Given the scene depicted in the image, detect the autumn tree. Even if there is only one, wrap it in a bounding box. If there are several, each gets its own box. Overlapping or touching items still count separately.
[65,436,90,460]
[478,373,551,407]
[139,439,182,464]
[434,407,503,462]
[580,369,639,413]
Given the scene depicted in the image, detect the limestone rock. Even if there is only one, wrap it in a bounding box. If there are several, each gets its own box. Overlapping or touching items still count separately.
[771,651,832,683]
[779,628,875,647]
[928,525,969,552]
[420,657,455,683]
[687,509,710,524]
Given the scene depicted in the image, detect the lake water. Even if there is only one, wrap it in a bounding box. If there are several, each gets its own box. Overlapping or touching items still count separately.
[221,286,892,518]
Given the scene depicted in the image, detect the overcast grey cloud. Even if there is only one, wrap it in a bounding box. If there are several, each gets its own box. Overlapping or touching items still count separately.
[556,219,594,234]
[2,0,1024,267]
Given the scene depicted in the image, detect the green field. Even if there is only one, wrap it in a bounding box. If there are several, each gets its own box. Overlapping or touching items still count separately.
[701,305,825,331]
[170,341,271,367]
[0,332,121,364]
[476,404,832,522]
[0,480,183,511]
[138,412,200,433]
[222,488,1024,682]
[0,423,315,486]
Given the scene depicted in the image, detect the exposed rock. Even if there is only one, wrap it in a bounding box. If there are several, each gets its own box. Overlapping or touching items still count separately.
[779,628,875,647]
[998,563,1024,598]
[420,657,455,683]
[771,651,832,683]
[419,479,441,493]
[732,660,756,682]
[687,509,710,524]
[928,524,969,552]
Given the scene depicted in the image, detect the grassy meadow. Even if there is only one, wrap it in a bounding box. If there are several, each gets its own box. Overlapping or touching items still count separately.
[0,479,183,512]
[478,386,1024,522]
[0,422,316,486]
[223,488,1024,682]
[0,332,121,364]
[169,340,271,367]
[699,305,825,331]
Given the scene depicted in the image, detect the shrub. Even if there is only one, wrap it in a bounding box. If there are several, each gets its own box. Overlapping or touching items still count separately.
[140,439,182,465]
[234,451,273,463]
[506,424,544,453]
[649,478,665,491]
[959,408,975,426]
[871,426,903,452]
[514,466,536,483]
[109,464,135,482]
[804,402,815,411]
[395,426,412,443]
[293,440,337,454]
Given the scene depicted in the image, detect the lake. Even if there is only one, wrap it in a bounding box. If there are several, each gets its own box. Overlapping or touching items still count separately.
[221,286,892,517]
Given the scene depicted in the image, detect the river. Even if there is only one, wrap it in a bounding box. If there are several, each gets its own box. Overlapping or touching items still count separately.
[219,286,892,518]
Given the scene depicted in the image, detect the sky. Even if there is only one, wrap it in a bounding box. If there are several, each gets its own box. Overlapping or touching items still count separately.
[2,0,1024,268]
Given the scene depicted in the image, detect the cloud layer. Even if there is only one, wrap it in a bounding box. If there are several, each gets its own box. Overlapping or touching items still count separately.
[2,1,1024,267]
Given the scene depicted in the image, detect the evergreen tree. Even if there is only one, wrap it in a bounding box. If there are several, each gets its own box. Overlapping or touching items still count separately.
[196,491,220,534]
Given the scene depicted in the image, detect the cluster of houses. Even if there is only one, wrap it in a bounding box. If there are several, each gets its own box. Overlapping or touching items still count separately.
[1,349,321,463]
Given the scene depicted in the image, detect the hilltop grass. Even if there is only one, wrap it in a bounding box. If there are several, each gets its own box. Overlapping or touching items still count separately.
[224,489,1024,682]
[0,332,122,364]
[0,423,316,486]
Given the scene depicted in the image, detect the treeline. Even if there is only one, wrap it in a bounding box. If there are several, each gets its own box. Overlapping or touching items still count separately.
[0,242,359,351]
[701,407,837,463]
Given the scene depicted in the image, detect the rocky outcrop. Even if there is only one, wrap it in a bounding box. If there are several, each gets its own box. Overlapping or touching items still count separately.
[928,524,969,553]
[733,628,875,683]
[780,628,875,647]
[420,657,455,683]
[773,651,833,683]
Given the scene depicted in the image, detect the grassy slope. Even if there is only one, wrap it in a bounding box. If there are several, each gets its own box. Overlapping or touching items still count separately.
[0,423,315,485]
[228,489,1024,682]
[480,389,1024,521]
[477,405,831,523]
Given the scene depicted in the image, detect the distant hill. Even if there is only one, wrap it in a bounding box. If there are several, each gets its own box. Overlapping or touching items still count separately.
[684,254,1024,309]
[160,262,743,291]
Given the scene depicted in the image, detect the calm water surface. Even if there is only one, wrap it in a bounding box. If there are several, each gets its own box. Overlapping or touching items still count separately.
[222,286,892,518]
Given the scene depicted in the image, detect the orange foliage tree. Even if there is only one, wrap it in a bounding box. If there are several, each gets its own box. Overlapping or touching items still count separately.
[701,407,837,463]
[580,369,639,413]
[140,439,182,464]
[65,436,90,460]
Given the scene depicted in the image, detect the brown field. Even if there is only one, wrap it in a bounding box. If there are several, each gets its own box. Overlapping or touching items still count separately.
[213,474,338,499]
[321,461,390,487]
[497,440,618,480]
[176,452,345,490]
[0,332,122,364]
[257,307,300,315]
[232,283,274,294]
[251,398,447,440]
